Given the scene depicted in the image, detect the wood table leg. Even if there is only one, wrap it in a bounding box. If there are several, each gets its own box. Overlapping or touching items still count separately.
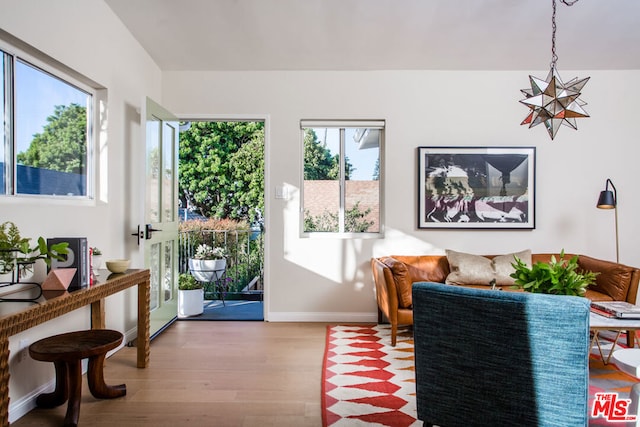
[35,361,68,408]
[87,354,126,399]
[91,298,106,330]
[0,338,9,427]
[137,278,150,368]
[64,360,82,427]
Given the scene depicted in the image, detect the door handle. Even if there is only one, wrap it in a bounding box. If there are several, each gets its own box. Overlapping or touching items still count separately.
[131,225,144,246]
[145,224,162,240]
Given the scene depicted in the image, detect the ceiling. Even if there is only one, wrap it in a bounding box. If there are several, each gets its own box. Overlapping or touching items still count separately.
[104,0,640,72]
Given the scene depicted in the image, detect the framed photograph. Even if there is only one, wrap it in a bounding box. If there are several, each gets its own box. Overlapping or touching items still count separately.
[417,146,535,229]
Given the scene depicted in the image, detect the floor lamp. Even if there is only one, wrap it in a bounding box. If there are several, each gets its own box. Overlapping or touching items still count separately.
[596,178,619,263]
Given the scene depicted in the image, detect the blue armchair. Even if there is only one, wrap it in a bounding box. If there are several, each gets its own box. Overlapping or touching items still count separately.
[412,282,590,427]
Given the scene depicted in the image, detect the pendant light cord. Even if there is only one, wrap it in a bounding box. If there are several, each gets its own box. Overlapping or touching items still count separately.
[551,0,558,69]
[552,0,581,69]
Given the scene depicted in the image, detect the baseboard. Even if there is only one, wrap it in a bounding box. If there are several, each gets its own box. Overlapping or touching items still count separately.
[266,311,378,323]
[124,325,138,345]
[9,380,53,423]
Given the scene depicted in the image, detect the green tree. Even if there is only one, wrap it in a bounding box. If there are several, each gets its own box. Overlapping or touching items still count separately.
[372,158,380,181]
[17,104,87,173]
[179,121,264,222]
[303,128,354,180]
[228,135,264,221]
[303,129,338,180]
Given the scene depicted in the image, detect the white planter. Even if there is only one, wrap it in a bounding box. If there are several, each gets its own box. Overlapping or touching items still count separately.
[178,288,204,317]
[92,255,103,275]
[188,258,226,282]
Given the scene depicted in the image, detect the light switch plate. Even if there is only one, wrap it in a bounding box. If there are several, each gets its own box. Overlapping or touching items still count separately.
[275,185,288,200]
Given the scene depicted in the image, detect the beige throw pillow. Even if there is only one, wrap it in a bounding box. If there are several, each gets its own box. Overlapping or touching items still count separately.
[445,249,532,287]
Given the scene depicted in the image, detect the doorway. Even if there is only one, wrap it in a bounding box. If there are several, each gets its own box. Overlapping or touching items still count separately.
[177,120,265,321]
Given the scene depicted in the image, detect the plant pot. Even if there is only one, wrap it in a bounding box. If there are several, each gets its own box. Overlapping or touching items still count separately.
[188,258,226,282]
[92,255,103,275]
[178,288,204,317]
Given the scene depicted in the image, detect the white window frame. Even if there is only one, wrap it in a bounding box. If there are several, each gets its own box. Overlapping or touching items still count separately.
[300,119,384,238]
[0,30,103,203]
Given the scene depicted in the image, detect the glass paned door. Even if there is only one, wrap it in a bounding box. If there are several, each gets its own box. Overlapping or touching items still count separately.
[144,97,179,338]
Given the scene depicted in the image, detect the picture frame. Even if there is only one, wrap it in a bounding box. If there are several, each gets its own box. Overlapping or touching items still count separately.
[417,146,536,229]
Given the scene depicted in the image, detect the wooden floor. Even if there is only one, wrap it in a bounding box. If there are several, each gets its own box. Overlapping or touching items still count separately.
[13,321,331,426]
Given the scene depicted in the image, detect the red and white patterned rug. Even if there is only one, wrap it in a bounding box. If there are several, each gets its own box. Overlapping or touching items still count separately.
[322,325,639,426]
[322,324,419,427]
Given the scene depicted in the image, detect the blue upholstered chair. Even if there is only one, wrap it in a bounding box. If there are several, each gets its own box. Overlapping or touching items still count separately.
[412,282,590,427]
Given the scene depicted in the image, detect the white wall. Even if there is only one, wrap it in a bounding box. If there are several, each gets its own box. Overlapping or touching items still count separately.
[2,0,639,421]
[0,0,161,421]
[163,69,640,321]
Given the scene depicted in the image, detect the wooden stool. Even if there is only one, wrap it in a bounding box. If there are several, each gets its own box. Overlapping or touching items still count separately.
[29,329,126,427]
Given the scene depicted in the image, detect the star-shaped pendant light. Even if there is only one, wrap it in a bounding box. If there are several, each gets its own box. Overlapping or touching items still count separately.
[520,0,589,140]
[520,68,589,140]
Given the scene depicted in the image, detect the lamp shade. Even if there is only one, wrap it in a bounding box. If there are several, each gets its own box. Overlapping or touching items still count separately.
[597,190,616,209]
[596,178,619,263]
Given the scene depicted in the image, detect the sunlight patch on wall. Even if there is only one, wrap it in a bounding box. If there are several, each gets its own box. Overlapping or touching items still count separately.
[282,180,441,285]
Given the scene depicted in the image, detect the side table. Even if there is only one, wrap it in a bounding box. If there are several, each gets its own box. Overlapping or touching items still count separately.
[590,312,640,364]
[611,348,640,379]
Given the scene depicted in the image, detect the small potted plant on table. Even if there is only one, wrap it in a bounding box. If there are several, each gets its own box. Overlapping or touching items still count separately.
[91,247,103,275]
[0,221,68,284]
[178,273,204,317]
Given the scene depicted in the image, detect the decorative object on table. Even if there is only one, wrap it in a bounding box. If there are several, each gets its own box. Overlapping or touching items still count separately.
[41,268,77,291]
[48,237,89,290]
[178,273,204,317]
[91,247,103,275]
[105,259,130,274]
[591,301,640,319]
[188,244,227,282]
[510,249,598,296]
[0,221,69,285]
[417,146,535,229]
[596,178,619,263]
[519,0,589,140]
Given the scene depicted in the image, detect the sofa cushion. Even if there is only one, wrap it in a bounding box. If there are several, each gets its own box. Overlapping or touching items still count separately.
[578,255,633,301]
[445,249,531,287]
[380,257,413,308]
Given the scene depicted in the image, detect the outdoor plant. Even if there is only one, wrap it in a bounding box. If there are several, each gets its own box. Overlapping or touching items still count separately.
[193,243,227,260]
[510,250,598,296]
[178,273,202,290]
[0,221,69,277]
[304,202,374,233]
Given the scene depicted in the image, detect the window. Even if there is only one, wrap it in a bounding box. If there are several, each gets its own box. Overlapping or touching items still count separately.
[1,40,94,197]
[301,120,383,235]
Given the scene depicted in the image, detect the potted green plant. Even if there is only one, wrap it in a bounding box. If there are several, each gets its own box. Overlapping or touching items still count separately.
[178,273,204,317]
[0,221,68,283]
[510,250,598,296]
[91,247,103,275]
[188,243,228,282]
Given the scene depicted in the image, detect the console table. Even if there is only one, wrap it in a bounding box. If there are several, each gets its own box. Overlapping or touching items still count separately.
[0,269,150,426]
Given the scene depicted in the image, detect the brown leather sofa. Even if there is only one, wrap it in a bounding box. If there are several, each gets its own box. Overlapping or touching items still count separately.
[371,253,640,346]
